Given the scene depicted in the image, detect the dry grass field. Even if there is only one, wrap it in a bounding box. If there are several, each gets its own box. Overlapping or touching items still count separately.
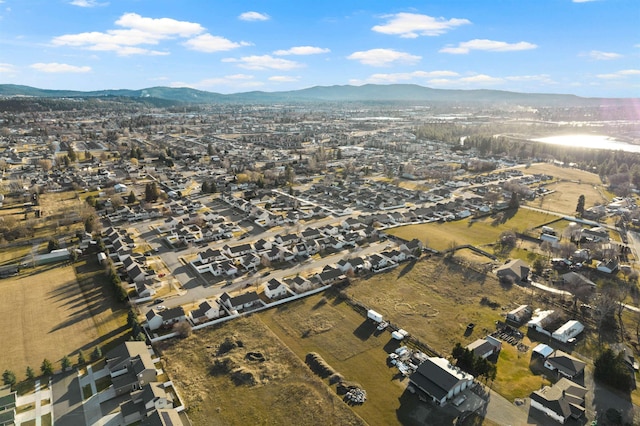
[158,316,366,426]
[388,209,553,252]
[0,257,128,380]
[534,180,608,215]
[522,163,603,185]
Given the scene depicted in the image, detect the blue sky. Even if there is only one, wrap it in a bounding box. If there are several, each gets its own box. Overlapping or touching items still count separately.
[0,0,638,97]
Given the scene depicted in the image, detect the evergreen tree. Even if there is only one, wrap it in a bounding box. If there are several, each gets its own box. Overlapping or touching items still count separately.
[508,192,519,210]
[67,146,77,162]
[576,194,586,215]
[40,359,53,376]
[26,366,35,380]
[92,346,102,361]
[77,350,86,365]
[127,191,136,204]
[2,370,16,386]
[201,181,209,193]
[61,355,71,371]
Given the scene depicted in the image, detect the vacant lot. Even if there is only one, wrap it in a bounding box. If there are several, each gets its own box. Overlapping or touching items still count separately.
[388,209,552,252]
[522,163,603,185]
[158,316,366,426]
[0,257,128,380]
[535,180,608,215]
[345,257,529,356]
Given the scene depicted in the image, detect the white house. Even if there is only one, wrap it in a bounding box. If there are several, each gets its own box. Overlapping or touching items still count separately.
[263,278,289,299]
[189,300,222,324]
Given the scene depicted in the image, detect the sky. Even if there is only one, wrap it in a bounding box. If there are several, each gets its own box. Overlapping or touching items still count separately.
[0,0,639,97]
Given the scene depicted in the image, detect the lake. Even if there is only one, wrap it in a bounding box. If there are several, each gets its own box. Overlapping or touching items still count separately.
[531,134,640,153]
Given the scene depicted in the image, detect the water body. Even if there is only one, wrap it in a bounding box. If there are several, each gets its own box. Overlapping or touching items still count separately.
[531,134,640,153]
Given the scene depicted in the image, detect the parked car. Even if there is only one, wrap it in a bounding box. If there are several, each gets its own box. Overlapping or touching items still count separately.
[154,298,165,304]
[156,305,166,311]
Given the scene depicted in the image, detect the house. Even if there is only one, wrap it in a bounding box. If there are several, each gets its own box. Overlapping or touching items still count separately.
[495,259,529,283]
[146,307,187,331]
[189,300,222,324]
[561,272,596,290]
[337,257,369,274]
[219,291,262,312]
[263,278,289,299]
[596,258,618,274]
[612,343,638,389]
[0,386,16,426]
[105,342,157,397]
[140,382,172,412]
[530,378,587,424]
[128,265,148,283]
[316,267,347,285]
[506,305,533,325]
[286,275,315,294]
[400,238,423,256]
[544,350,586,379]
[408,357,474,406]
[465,336,502,359]
[140,408,183,426]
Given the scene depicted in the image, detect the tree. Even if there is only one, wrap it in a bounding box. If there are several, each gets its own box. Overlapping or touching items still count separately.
[40,359,53,376]
[2,370,16,386]
[594,348,633,392]
[61,355,71,371]
[127,191,136,204]
[67,146,77,162]
[77,350,86,365]
[92,346,102,361]
[532,257,545,276]
[84,215,96,233]
[576,194,586,216]
[47,238,60,252]
[201,181,209,194]
[26,366,35,380]
[508,192,519,210]
[145,182,159,202]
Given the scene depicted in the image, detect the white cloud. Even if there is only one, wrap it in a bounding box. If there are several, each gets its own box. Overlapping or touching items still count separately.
[69,0,108,7]
[361,70,459,83]
[505,74,554,83]
[459,74,504,84]
[30,62,91,73]
[170,74,263,90]
[115,13,203,37]
[440,39,537,54]
[268,75,300,82]
[273,46,330,56]
[347,48,421,67]
[52,13,207,55]
[597,69,640,79]
[584,50,622,60]
[0,63,16,73]
[238,11,270,21]
[223,55,303,70]
[372,12,470,38]
[184,34,251,52]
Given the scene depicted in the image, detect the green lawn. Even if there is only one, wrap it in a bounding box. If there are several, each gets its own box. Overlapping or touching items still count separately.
[491,342,551,402]
[388,209,554,251]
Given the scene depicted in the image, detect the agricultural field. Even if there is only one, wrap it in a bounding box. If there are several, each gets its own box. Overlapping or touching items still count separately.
[0,256,128,380]
[388,209,553,252]
[158,316,367,426]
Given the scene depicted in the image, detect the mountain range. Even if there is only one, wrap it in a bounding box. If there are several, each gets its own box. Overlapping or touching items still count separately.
[0,83,635,106]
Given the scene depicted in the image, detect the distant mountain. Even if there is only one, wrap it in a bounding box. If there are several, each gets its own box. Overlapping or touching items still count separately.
[0,83,634,106]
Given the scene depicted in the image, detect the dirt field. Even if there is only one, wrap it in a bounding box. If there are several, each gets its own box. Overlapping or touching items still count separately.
[158,316,366,426]
[1,265,98,378]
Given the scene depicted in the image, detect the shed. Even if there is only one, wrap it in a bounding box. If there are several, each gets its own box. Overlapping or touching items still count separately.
[552,320,584,343]
[532,343,554,359]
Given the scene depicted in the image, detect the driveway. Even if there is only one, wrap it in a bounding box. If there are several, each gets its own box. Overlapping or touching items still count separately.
[51,371,85,426]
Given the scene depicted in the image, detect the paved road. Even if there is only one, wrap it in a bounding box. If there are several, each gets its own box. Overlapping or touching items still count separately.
[151,242,387,311]
[51,371,85,426]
